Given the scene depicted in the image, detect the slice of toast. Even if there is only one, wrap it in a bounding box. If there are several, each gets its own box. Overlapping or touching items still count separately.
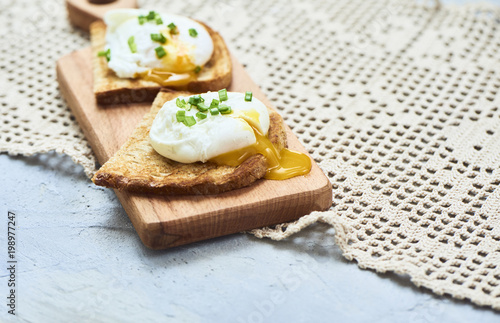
[92,90,287,195]
[90,20,232,105]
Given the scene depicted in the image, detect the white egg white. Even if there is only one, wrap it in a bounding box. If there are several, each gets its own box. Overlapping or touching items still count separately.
[149,92,270,164]
[103,9,214,78]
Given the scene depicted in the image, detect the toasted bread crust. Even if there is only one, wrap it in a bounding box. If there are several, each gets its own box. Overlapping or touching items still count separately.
[92,91,288,195]
[90,20,232,105]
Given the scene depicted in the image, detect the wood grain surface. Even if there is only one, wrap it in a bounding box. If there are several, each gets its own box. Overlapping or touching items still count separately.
[56,47,332,249]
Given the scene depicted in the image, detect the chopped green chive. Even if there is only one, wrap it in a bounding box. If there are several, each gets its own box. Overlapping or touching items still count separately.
[188,95,203,105]
[218,104,232,114]
[189,28,198,37]
[197,102,209,112]
[245,91,253,102]
[218,89,228,101]
[168,22,178,34]
[183,115,196,127]
[196,111,207,120]
[155,46,166,58]
[209,108,220,115]
[127,36,137,53]
[146,11,156,20]
[176,110,186,122]
[176,98,187,109]
[194,65,201,74]
[218,104,230,112]
[97,48,111,62]
[220,107,232,114]
[150,33,167,44]
[139,12,162,24]
[210,99,219,109]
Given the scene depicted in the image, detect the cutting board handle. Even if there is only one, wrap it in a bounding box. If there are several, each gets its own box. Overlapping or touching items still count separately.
[66,0,138,31]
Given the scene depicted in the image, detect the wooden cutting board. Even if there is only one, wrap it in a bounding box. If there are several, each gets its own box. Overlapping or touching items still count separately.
[56,47,332,249]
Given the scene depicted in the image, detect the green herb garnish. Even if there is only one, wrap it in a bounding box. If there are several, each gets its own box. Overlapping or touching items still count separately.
[150,33,167,44]
[189,28,198,37]
[188,95,203,105]
[196,111,207,120]
[197,103,209,112]
[176,110,186,122]
[146,11,156,20]
[218,104,232,114]
[168,22,179,34]
[127,36,137,53]
[139,11,162,24]
[245,91,253,102]
[218,89,228,101]
[176,98,187,109]
[210,99,219,109]
[183,115,196,127]
[155,46,166,58]
[97,48,111,62]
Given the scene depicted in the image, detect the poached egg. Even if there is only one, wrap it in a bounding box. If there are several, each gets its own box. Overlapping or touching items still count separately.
[103,9,214,85]
[149,92,311,180]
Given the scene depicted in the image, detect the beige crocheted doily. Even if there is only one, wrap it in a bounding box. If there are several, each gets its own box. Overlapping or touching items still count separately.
[1,0,500,310]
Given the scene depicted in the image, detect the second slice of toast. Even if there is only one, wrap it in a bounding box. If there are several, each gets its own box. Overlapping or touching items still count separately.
[90,20,232,105]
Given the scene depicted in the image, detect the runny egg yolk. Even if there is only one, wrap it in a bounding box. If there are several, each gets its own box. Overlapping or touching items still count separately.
[137,29,199,87]
[209,110,312,180]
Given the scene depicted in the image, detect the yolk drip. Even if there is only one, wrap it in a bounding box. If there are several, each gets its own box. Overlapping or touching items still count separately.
[209,111,312,180]
[137,69,197,87]
[136,30,200,87]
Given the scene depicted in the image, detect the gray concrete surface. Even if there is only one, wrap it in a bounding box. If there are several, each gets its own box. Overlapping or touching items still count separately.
[1,152,499,322]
